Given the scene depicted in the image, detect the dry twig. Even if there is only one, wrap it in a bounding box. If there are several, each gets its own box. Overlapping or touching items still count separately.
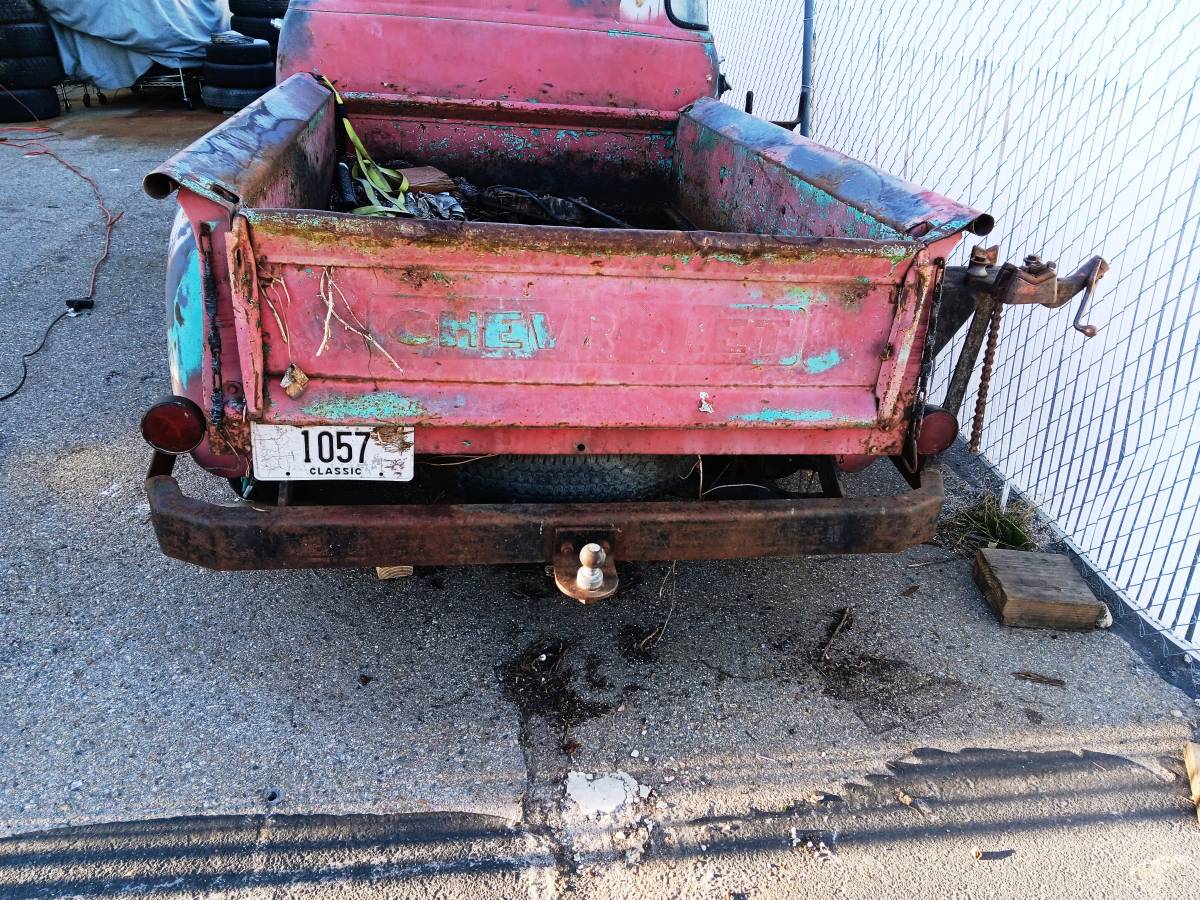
[820,606,855,661]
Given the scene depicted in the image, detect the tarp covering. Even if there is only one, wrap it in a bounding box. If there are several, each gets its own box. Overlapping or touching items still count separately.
[41,1,229,90]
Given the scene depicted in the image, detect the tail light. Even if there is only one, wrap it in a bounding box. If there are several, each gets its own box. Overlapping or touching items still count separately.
[140,396,206,454]
[917,404,959,456]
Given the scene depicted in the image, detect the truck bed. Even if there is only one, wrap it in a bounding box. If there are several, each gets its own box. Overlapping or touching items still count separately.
[148,74,991,462]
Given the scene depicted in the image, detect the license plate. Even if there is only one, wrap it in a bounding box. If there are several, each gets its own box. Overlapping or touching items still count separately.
[250,424,414,481]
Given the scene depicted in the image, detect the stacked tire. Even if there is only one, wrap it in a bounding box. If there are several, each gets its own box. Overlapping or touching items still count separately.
[201,0,289,112]
[0,0,63,123]
[229,0,291,49]
[201,35,275,112]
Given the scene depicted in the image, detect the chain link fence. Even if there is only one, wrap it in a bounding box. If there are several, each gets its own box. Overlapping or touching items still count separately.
[710,0,1200,676]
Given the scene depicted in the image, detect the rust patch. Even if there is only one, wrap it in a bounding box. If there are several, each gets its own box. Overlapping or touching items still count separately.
[372,426,415,456]
[280,363,309,399]
[838,282,870,310]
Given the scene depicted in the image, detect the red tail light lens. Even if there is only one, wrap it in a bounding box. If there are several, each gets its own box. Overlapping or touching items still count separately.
[917,404,959,456]
[140,396,206,454]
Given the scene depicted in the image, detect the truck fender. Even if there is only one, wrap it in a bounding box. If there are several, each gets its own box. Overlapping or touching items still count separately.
[163,206,246,478]
[165,206,204,398]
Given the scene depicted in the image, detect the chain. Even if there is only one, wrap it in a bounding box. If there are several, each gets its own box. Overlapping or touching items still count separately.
[968,298,1003,452]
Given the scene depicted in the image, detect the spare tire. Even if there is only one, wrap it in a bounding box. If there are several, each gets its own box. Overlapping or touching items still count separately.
[230,15,280,45]
[0,86,59,122]
[454,454,694,502]
[230,0,291,16]
[203,60,275,88]
[0,21,55,57]
[0,0,39,25]
[206,37,273,65]
[0,54,63,88]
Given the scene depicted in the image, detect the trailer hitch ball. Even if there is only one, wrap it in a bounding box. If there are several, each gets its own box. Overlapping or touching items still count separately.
[576,543,606,592]
[552,533,620,603]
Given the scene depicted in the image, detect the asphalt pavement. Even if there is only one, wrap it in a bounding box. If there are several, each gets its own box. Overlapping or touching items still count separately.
[0,95,1197,899]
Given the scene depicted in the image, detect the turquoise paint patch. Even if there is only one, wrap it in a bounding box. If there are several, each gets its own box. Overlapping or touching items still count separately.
[804,349,842,374]
[731,302,808,312]
[692,126,719,152]
[397,332,433,346]
[531,313,554,350]
[500,131,532,153]
[735,409,834,423]
[482,311,556,358]
[304,391,469,422]
[786,287,813,308]
[440,313,481,350]
[607,28,656,38]
[304,392,428,421]
[436,311,556,357]
[168,243,204,392]
[786,173,905,240]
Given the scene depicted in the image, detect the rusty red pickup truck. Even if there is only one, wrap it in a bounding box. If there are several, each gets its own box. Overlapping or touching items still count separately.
[140,0,1012,601]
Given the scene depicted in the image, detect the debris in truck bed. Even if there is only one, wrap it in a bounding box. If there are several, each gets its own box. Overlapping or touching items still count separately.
[321,74,412,216]
[332,168,466,220]
[452,176,480,206]
[398,165,456,194]
[333,161,357,211]
[405,191,466,220]
[479,185,631,228]
[327,141,638,228]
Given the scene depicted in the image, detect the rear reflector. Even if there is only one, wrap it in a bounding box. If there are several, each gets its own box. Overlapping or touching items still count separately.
[917,405,959,456]
[141,396,206,454]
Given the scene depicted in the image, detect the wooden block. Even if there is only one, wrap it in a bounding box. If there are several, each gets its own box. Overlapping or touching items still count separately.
[972,548,1110,631]
[1186,742,1200,822]
[399,166,455,194]
[375,565,413,580]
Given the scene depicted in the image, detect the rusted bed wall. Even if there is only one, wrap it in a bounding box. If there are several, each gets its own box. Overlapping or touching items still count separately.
[146,75,337,214]
[673,98,991,242]
[342,96,680,211]
[674,102,904,238]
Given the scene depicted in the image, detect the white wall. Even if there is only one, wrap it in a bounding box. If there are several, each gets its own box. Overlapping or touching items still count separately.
[711,0,1200,655]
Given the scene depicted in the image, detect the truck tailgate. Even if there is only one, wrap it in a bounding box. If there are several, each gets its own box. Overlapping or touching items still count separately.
[225,211,937,456]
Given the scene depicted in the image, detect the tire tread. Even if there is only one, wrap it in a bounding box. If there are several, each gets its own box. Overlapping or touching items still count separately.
[0,21,55,57]
[455,454,693,502]
[202,60,275,88]
[0,85,59,122]
[0,53,63,88]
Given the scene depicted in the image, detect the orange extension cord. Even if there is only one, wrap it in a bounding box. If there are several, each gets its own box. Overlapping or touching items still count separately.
[0,122,123,400]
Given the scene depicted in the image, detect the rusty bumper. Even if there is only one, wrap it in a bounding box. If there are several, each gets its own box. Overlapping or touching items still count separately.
[146,455,943,571]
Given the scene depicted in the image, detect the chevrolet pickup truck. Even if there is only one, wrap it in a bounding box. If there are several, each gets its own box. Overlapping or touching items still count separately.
[141,0,1015,601]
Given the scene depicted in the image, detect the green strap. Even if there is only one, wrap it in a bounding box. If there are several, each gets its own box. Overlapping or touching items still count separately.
[321,75,409,214]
